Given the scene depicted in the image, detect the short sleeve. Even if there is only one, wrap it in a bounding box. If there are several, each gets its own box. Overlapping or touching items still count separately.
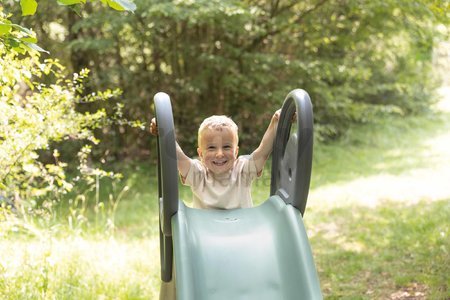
[238,155,261,186]
[181,159,204,187]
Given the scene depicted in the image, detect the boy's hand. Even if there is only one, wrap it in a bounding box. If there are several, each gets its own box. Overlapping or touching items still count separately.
[272,109,281,124]
[150,118,158,136]
[272,109,297,124]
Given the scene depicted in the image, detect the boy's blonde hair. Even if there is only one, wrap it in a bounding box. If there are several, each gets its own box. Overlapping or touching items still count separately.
[198,115,239,146]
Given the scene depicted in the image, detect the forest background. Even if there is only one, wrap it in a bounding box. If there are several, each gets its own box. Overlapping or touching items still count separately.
[0,0,449,298]
[1,0,448,205]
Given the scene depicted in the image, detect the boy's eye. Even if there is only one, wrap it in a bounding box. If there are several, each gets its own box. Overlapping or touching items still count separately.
[224,145,231,150]
[207,146,216,150]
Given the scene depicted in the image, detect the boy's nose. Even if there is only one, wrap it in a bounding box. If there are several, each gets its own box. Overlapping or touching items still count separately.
[216,149,224,157]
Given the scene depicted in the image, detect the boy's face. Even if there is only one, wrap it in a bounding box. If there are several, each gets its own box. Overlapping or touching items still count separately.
[197,127,239,175]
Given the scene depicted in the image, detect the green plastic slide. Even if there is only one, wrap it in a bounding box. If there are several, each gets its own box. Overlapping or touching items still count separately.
[154,89,322,299]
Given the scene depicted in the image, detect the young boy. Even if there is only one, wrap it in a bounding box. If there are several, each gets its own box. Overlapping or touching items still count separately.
[150,109,281,209]
[152,110,282,299]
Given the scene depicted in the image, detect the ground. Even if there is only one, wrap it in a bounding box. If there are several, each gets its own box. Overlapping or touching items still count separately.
[308,85,450,299]
[310,86,450,209]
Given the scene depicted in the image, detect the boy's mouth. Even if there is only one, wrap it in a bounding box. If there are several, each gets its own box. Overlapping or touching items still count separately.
[213,160,228,166]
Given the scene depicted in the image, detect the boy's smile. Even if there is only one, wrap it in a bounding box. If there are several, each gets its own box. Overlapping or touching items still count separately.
[197,127,238,175]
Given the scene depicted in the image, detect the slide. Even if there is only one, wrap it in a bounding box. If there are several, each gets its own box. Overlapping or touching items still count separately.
[154,89,322,299]
[173,196,321,300]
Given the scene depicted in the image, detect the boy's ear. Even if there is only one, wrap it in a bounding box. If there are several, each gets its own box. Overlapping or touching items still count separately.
[197,147,203,158]
[235,146,239,157]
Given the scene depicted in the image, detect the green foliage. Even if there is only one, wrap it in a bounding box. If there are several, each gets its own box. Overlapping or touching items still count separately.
[0,0,135,54]
[0,10,48,54]
[0,0,142,229]
[1,0,448,157]
[24,0,445,158]
[0,43,124,223]
[19,0,137,14]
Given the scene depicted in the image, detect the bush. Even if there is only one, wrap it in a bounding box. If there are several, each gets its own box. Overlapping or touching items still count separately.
[0,41,122,226]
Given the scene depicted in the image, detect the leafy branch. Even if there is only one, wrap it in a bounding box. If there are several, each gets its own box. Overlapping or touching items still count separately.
[244,0,330,52]
[1,0,136,54]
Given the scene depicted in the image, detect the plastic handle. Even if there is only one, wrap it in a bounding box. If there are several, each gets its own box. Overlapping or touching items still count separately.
[154,92,179,236]
[270,89,314,215]
[154,92,178,282]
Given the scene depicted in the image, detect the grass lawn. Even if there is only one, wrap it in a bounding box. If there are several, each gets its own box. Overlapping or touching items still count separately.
[1,91,449,299]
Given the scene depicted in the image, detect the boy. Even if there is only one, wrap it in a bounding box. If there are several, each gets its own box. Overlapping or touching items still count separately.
[150,109,281,209]
[151,109,282,299]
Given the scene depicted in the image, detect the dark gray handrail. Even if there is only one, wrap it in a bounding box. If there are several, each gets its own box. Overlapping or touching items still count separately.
[270,89,314,216]
[154,92,179,281]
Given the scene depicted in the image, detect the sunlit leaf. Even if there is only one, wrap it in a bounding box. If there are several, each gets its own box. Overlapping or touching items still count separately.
[107,0,136,12]
[57,0,86,5]
[20,36,38,44]
[20,0,38,16]
[0,24,12,36]
[24,42,50,54]
[10,23,34,35]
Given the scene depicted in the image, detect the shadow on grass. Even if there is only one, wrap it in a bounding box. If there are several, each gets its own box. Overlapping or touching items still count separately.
[308,199,449,299]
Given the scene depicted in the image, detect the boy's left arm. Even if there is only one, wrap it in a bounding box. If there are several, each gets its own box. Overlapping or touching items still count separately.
[252,109,281,174]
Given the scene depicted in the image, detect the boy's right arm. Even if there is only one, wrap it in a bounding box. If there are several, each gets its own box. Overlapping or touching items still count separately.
[151,118,191,178]
[175,142,191,178]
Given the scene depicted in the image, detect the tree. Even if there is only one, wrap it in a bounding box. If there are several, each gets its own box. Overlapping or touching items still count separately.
[2,0,448,157]
[49,0,448,156]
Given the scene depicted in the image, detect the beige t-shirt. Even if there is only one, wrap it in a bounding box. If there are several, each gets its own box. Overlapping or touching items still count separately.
[182,155,261,209]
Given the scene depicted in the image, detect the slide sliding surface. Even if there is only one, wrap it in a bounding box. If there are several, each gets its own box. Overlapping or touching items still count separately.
[172,196,322,300]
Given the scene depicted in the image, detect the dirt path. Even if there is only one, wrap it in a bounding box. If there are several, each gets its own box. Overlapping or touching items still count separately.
[310,86,450,209]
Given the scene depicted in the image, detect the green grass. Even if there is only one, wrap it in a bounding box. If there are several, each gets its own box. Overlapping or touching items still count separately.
[1,105,449,299]
[308,200,449,299]
[0,238,161,299]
